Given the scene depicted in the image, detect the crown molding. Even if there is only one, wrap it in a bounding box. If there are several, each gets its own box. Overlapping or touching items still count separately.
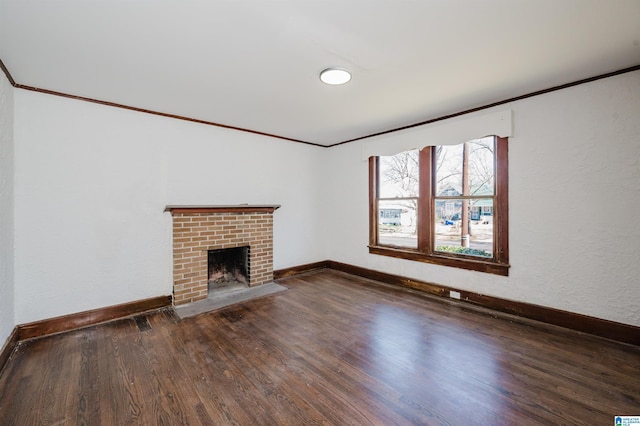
[1,57,639,148]
[327,64,640,147]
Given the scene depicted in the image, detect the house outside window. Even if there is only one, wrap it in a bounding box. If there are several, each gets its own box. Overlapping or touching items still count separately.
[379,208,403,225]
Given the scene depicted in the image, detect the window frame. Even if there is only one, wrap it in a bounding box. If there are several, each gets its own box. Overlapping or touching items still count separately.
[369,136,509,276]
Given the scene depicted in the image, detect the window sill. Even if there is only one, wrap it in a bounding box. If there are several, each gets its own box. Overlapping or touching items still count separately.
[368,245,510,276]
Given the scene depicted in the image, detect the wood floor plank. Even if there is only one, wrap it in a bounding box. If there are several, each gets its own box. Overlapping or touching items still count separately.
[76,328,101,425]
[1,269,638,425]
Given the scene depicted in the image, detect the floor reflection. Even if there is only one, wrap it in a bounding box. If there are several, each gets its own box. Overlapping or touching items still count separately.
[366,304,504,421]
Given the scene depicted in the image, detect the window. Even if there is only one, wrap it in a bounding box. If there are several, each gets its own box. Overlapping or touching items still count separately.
[369,136,509,275]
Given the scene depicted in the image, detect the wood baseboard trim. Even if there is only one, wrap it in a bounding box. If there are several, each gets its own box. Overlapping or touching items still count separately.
[325,260,640,347]
[274,261,331,279]
[0,327,19,374]
[17,295,172,341]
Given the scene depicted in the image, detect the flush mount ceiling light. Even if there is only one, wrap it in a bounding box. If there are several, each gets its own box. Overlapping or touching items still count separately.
[320,68,352,85]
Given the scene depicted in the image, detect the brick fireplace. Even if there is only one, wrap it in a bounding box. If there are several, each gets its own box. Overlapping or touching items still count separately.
[165,205,280,305]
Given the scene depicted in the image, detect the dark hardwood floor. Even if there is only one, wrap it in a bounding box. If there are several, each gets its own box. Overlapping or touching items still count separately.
[1,269,638,425]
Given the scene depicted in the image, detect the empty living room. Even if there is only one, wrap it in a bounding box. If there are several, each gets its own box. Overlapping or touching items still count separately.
[0,1,639,424]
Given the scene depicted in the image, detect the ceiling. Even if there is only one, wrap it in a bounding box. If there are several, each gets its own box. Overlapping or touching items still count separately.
[1,0,639,146]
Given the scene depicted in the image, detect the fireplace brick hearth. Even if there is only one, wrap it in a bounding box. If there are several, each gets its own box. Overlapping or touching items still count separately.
[165,205,280,305]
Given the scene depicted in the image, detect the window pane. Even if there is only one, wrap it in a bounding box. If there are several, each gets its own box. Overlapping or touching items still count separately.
[434,198,493,258]
[435,144,463,195]
[379,150,419,198]
[378,199,417,248]
[468,137,495,196]
[435,137,495,196]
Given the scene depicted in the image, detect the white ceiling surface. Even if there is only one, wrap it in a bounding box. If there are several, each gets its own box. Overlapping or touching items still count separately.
[1,1,639,146]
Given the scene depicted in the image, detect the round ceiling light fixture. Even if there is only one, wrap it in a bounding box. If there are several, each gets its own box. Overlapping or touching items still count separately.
[320,68,352,85]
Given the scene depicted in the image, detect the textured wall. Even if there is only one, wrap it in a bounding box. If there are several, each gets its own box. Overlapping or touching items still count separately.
[323,70,640,327]
[0,71,14,344]
[13,91,325,324]
[10,69,640,328]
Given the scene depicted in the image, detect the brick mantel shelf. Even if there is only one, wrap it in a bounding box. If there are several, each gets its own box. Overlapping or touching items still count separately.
[165,204,280,305]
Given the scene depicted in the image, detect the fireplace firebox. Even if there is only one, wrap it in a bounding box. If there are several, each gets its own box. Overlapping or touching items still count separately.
[208,246,249,287]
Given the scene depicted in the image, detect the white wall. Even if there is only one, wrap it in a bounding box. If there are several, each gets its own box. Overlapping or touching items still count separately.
[323,70,640,327]
[14,90,326,324]
[11,70,640,328]
[0,71,15,345]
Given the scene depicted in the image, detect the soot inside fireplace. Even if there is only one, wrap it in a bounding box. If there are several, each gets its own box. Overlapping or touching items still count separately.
[207,246,249,287]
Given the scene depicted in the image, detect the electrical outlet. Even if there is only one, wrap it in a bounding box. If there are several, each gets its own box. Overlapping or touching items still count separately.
[449,290,461,299]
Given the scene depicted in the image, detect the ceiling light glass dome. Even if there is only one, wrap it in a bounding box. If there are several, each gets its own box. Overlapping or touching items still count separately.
[320,68,351,85]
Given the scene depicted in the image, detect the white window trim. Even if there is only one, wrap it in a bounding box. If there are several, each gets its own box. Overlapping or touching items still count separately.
[361,109,512,161]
